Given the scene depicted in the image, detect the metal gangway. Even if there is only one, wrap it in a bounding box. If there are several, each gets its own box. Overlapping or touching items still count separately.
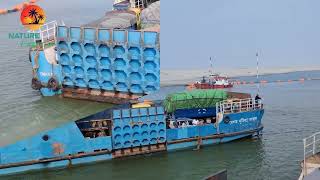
[216,98,263,115]
[301,132,320,178]
[29,20,58,49]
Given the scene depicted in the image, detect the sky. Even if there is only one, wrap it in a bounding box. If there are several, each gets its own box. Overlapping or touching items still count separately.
[1,0,319,69]
[161,0,320,69]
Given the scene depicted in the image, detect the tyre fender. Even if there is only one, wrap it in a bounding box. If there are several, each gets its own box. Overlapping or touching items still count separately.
[31,77,42,90]
[47,77,59,90]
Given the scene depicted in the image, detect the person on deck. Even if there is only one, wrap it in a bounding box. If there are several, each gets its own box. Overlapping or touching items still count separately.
[255,94,262,108]
[201,76,206,83]
[255,94,261,101]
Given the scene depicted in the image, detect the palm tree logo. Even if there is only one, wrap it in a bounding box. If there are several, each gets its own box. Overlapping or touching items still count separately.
[28,8,42,24]
[20,5,46,30]
[38,14,44,22]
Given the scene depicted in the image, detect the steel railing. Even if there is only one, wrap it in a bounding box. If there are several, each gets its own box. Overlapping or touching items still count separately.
[216,98,262,115]
[302,132,320,176]
[29,20,57,49]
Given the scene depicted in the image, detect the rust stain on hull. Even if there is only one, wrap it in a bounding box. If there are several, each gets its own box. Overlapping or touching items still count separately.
[112,143,166,158]
[62,87,141,104]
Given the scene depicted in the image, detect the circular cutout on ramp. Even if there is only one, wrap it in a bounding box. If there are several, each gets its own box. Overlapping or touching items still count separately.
[60,53,70,65]
[72,54,82,65]
[114,45,125,56]
[71,42,82,53]
[144,61,157,71]
[129,60,141,71]
[130,72,142,83]
[130,84,142,93]
[85,56,97,67]
[98,44,110,57]
[115,70,127,82]
[101,69,112,80]
[84,43,96,55]
[87,68,98,78]
[114,58,126,69]
[145,73,157,82]
[100,57,111,68]
[129,47,140,58]
[101,81,113,90]
[62,65,71,74]
[74,66,84,76]
[58,41,68,51]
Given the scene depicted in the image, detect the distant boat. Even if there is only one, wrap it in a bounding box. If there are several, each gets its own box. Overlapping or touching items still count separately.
[193,74,233,89]
[190,57,233,90]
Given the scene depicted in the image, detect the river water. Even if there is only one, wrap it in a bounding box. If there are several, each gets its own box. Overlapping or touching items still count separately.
[1,1,320,180]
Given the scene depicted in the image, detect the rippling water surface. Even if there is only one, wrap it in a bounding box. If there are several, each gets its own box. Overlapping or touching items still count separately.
[1,1,320,180]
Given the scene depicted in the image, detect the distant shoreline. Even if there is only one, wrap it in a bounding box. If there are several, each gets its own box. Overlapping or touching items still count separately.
[160,66,320,86]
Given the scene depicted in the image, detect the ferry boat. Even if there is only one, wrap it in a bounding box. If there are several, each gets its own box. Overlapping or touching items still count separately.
[0,89,264,175]
[299,132,320,180]
[190,58,233,90]
[28,0,160,104]
[193,74,233,89]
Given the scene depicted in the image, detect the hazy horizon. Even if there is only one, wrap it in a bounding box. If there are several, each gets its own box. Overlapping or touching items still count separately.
[161,0,320,69]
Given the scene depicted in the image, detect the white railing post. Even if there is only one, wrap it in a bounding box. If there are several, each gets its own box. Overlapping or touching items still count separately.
[31,20,58,49]
[217,98,260,114]
[313,135,316,154]
[46,24,49,41]
[41,26,44,43]
[258,99,260,109]
[53,22,56,41]
[216,103,218,116]
[304,138,307,176]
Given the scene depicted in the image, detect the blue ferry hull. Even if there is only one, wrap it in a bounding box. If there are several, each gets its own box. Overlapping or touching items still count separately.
[167,126,262,151]
[0,107,264,176]
[30,50,62,96]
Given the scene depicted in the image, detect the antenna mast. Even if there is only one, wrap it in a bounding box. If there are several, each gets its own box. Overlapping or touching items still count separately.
[256,52,260,93]
[209,57,214,75]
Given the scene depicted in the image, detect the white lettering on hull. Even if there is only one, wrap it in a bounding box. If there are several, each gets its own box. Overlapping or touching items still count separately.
[39,72,53,77]
[229,117,258,124]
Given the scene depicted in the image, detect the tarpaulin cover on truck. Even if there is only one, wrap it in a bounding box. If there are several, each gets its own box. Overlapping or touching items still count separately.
[83,10,137,29]
[141,1,160,29]
[164,90,227,113]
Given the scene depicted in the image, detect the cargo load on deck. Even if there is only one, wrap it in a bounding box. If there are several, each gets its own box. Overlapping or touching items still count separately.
[164,90,252,113]
[83,10,138,29]
[141,1,160,29]
[164,89,228,113]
